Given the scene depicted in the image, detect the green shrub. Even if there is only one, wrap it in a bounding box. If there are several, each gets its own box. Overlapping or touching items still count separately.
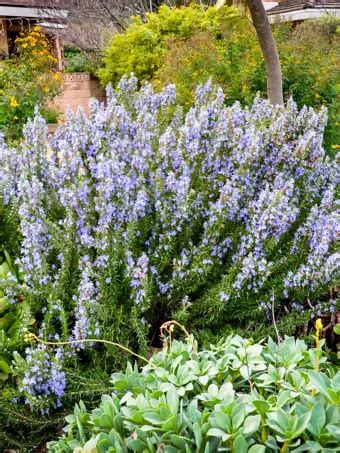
[64,46,96,74]
[0,252,32,382]
[153,10,262,109]
[48,333,340,452]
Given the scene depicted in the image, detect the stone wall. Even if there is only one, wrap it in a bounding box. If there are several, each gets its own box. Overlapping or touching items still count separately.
[53,72,105,117]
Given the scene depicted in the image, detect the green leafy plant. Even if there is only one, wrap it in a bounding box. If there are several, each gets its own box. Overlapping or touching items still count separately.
[64,46,96,74]
[40,106,60,124]
[48,332,340,452]
[0,251,33,382]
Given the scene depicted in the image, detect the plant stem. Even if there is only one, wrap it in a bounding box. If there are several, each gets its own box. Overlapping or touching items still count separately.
[280,441,289,453]
[25,333,151,364]
[160,320,198,352]
[261,422,267,442]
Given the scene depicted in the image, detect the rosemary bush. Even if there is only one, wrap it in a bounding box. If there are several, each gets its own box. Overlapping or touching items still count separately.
[0,77,337,423]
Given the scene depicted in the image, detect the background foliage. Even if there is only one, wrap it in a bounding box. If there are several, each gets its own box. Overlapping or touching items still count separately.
[0,27,62,141]
[98,4,340,149]
[98,4,238,88]
[63,46,97,75]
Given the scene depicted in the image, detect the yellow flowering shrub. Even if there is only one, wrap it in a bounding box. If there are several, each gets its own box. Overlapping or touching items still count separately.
[98,4,239,87]
[0,27,62,141]
[154,16,262,108]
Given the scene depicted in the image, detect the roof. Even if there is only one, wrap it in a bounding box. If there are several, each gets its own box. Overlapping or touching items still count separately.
[0,0,62,6]
[267,0,340,20]
[0,0,68,18]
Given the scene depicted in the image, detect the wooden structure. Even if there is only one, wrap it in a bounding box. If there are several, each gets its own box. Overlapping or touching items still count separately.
[0,0,67,68]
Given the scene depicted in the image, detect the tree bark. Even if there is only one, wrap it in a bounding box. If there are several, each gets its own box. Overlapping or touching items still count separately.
[245,0,283,105]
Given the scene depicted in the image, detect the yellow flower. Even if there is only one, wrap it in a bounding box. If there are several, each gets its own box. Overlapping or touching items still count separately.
[43,86,50,93]
[13,115,18,120]
[315,318,323,331]
[10,96,19,108]
[22,43,28,48]
[0,89,4,95]
[331,144,340,150]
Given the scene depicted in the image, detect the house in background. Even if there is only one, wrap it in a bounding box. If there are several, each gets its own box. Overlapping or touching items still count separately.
[0,0,68,69]
[224,1,339,19]
[266,0,340,22]
[0,0,105,116]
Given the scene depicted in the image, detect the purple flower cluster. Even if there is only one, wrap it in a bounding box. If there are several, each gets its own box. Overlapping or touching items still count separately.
[126,252,150,308]
[73,256,99,344]
[0,270,22,305]
[0,134,19,204]
[285,186,338,294]
[18,345,66,410]
[310,299,337,318]
[2,115,53,285]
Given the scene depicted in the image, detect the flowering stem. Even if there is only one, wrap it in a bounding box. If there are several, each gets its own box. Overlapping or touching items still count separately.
[25,333,151,364]
[315,332,320,372]
[314,318,323,372]
[311,319,323,396]
[160,320,198,353]
[271,290,282,343]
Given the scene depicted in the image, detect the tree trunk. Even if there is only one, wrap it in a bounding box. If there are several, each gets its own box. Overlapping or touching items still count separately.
[245,0,283,105]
